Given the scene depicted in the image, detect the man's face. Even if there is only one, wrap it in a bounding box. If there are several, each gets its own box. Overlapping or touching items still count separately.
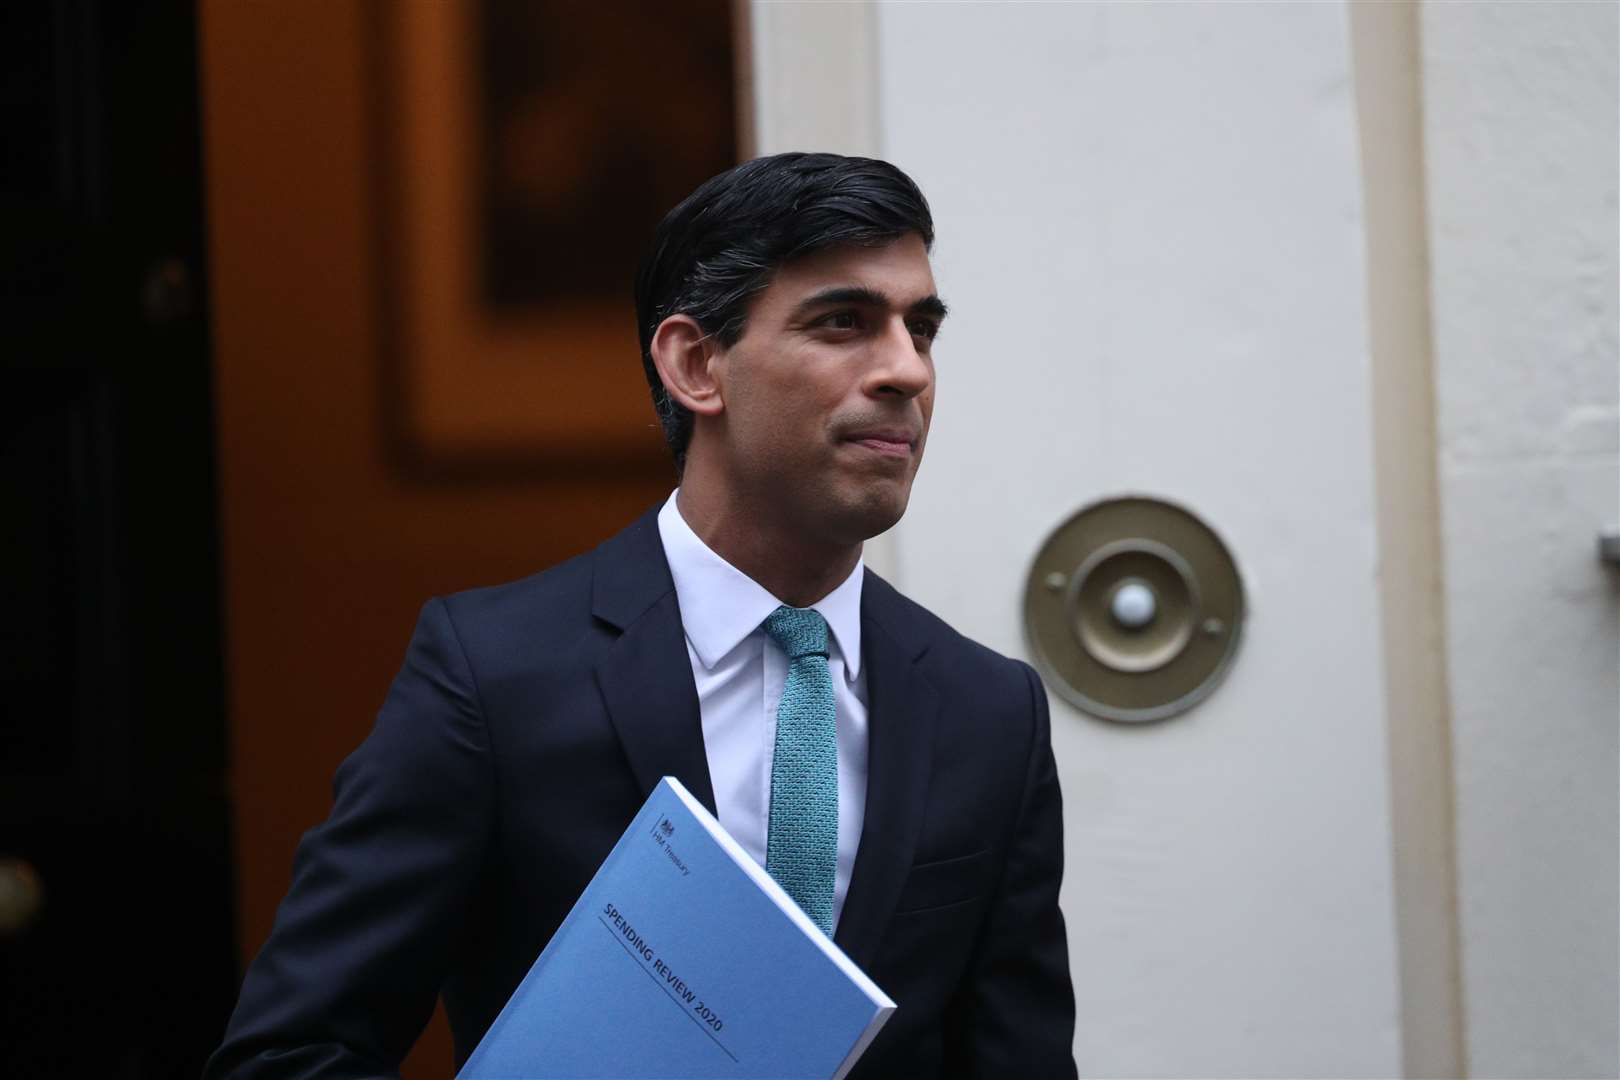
[710,233,943,548]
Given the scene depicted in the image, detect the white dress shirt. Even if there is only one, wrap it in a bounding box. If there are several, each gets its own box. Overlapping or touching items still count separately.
[656,492,869,927]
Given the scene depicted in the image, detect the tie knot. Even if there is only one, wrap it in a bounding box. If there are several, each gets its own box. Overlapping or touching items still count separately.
[763,605,829,660]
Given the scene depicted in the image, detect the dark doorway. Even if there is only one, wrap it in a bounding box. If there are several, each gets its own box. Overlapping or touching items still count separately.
[1,2,237,1075]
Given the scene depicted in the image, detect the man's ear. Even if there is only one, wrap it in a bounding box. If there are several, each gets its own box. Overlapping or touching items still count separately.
[649,314,725,417]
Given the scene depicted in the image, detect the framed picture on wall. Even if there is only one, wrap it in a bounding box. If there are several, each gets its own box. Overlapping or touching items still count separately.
[368,0,744,476]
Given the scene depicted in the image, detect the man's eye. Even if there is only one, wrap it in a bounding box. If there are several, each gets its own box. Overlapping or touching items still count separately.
[820,311,859,331]
[908,319,940,342]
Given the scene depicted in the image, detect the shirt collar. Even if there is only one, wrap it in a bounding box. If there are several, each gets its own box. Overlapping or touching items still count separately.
[656,491,864,681]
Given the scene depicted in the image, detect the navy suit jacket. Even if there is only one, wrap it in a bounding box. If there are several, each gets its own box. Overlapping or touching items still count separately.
[208,507,1076,1078]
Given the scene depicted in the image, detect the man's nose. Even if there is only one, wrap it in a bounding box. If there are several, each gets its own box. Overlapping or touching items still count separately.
[867,317,933,399]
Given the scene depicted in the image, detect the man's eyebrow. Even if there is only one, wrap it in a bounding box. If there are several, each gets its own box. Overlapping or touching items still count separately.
[791,286,949,322]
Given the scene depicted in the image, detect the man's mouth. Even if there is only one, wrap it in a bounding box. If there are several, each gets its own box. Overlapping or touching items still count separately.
[843,430,917,457]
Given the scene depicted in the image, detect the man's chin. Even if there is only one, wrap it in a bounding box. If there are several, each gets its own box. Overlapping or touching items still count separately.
[833,484,913,544]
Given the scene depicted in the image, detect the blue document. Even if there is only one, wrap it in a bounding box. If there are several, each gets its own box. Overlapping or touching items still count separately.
[459,777,895,1079]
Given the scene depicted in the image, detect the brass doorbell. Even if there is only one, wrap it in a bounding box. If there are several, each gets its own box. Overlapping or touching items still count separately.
[1023,496,1245,723]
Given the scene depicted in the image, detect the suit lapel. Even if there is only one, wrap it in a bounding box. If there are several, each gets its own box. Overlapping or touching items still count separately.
[591,507,717,815]
[834,571,937,970]
[590,514,931,964]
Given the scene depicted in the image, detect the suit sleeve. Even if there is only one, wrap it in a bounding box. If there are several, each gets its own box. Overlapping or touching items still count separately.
[206,598,494,1079]
[945,661,1077,1079]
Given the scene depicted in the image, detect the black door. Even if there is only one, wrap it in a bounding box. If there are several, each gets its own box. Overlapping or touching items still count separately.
[1,2,237,1075]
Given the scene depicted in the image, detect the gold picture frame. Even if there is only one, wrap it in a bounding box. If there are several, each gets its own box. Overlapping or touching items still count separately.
[367,0,741,477]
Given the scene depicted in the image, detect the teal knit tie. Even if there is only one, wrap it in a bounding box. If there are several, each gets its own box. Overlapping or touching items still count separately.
[762,605,838,936]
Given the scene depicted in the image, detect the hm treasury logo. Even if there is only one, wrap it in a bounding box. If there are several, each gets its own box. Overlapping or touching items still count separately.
[650,815,691,877]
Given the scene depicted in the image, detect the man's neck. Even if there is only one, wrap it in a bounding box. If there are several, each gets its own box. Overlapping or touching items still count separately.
[674,484,860,608]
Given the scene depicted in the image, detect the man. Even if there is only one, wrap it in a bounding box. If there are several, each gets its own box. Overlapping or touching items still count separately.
[209,153,1075,1078]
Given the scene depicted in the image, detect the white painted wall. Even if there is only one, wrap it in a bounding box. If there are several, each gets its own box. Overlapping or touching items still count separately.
[1422,4,1620,1077]
[872,4,1402,1076]
[747,2,1619,1075]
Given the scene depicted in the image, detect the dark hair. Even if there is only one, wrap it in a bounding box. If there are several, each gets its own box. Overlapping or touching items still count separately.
[633,152,934,474]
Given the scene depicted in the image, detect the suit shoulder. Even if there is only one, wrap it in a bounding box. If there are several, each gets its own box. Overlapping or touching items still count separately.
[436,548,594,632]
[423,543,618,686]
[865,571,1040,701]
[421,505,670,682]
